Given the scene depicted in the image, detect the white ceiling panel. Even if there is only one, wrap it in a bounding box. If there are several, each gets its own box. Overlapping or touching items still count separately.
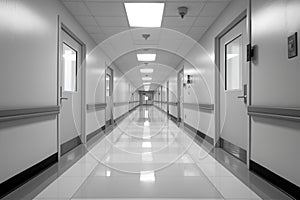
[102,27,129,36]
[63,1,90,15]
[85,2,125,17]
[188,26,208,41]
[74,16,98,26]
[84,25,102,34]
[194,16,217,27]
[90,33,107,44]
[95,16,128,27]
[199,1,229,17]
[162,16,196,27]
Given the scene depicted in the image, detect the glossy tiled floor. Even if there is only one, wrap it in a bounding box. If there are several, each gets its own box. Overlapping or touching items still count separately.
[5,106,292,200]
[33,106,262,200]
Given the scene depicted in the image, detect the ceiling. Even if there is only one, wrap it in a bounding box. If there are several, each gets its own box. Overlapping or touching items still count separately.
[61,0,231,89]
[114,49,181,89]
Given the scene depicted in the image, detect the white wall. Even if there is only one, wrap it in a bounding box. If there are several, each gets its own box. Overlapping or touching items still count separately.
[0,0,135,184]
[163,0,248,142]
[251,0,300,186]
[0,0,95,183]
[113,65,132,119]
[168,72,178,118]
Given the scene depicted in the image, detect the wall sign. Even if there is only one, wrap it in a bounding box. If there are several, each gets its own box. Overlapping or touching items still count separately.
[288,32,298,59]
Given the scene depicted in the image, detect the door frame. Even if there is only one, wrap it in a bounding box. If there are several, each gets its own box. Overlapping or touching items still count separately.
[167,81,170,116]
[57,16,87,159]
[214,8,252,167]
[177,68,184,124]
[105,65,114,130]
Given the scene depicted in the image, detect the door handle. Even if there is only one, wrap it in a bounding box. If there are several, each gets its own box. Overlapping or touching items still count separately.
[60,97,68,104]
[237,95,247,99]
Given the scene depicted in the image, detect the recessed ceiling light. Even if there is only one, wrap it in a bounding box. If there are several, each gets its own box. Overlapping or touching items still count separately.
[140,171,155,182]
[142,77,152,81]
[137,54,156,62]
[140,68,154,73]
[124,3,165,27]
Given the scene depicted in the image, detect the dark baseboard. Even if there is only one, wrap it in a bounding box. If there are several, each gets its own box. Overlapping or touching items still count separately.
[129,105,140,113]
[220,138,247,163]
[169,114,177,123]
[61,136,82,156]
[0,153,58,198]
[87,125,106,142]
[184,122,214,145]
[250,160,300,199]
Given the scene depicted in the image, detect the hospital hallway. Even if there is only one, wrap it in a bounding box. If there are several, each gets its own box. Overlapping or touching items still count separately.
[1,106,291,200]
[1,0,300,199]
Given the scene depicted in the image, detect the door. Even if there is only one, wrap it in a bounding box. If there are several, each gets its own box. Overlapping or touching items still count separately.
[219,18,248,162]
[59,29,82,155]
[106,67,113,127]
[177,69,184,125]
[167,81,169,115]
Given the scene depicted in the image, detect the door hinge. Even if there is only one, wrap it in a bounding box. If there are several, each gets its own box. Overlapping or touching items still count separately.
[247,44,254,62]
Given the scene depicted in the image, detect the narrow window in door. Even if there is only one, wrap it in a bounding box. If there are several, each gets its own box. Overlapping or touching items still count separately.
[106,74,111,96]
[225,35,242,90]
[62,43,77,92]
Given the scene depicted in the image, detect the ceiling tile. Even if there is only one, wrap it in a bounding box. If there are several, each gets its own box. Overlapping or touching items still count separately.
[101,27,129,36]
[188,27,208,41]
[162,26,190,34]
[95,16,128,27]
[90,33,108,44]
[164,2,205,17]
[199,1,229,17]
[74,16,98,26]
[194,16,217,27]
[63,1,90,15]
[162,16,196,27]
[84,26,102,34]
[85,2,125,17]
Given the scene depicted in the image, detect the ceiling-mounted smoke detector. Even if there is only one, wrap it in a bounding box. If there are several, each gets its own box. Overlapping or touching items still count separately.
[142,34,151,40]
[178,6,188,19]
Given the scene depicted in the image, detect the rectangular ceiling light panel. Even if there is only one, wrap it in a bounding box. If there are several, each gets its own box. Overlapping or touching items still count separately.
[137,54,156,62]
[140,68,154,73]
[124,3,165,27]
[142,77,152,81]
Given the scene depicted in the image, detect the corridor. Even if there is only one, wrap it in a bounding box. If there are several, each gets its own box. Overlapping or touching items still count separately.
[29,107,260,199]
[1,0,300,199]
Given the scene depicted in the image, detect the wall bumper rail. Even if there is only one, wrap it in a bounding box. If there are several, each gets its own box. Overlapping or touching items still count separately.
[87,103,106,111]
[248,106,300,121]
[0,106,60,123]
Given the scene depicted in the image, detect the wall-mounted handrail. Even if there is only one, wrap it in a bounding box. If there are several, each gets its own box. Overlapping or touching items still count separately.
[184,103,214,111]
[114,102,129,107]
[0,106,60,123]
[248,106,300,121]
[86,103,106,111]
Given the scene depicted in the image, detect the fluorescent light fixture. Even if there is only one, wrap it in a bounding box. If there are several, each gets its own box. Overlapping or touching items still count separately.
[142,77,152,81]
[142,142,152,148]
[143,82,151,85]
[124,3,164,27]
[140,171,155,182]
[106,170,111,177]
[137,54,156,62]
[140,68,154,73]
